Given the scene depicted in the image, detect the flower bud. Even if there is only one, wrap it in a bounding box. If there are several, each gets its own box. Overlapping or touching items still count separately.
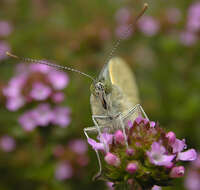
[114,130,125,144]
[126,162,138,174]
[150,121,156,127]
[126,148,135,156]
[104,152,120,167]
[166,131,176,145]
[170,166,185,178]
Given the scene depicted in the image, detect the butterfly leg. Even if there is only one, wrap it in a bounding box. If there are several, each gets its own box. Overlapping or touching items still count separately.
[118,113,129,148]
[92,115,111,153]
[84,126,102,180]
[122,104,148,121]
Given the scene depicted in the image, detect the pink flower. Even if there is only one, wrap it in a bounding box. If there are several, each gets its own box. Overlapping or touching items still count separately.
[29,63,51,74]
[6,96,25,111]
[104,152,120,167]
[177,149,197,161]
[187,2,200,32]
[30,82,51,101]
[115,24,133,39]
[0,135,16,152]
[87,138,105,151]
[185,170,200,190]
[166,131,176,145]
[170,166,185,178]
[126,162,138,174]
[55,162,73,180]
[138,16,159,36]
[0,21,12,37]
[51,92,65,103]
[31,103,53,126]
[126,148,135,156]
[52,106,71,128]
[69,139,88,154]
[3,75,26,98]
[150,121,156,127]
[19,111,37,131]
[114,130,125,144]
[171,138,186,153]
[0,41,11,60]
[179,31,197,46]
[152,185,162,190]
[88,132,113,152]
[115,7,131,24]
[99,132,113,145]
[135,116,143,124]
[48,70,69,90]
[147,142,175,167]
[165,8,181,24]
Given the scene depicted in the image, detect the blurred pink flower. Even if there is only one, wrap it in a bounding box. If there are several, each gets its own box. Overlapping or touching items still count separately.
[0,21,12,37]
[0,135,16,152]
[138,16,159,36]
[30,82,51,101]
[19,111,37,131]
[115,24,133,39]
[0,41,11,60]
[48,70,69,90]
[51,92,65,103]
[29,63,51,74]
[187,2,200,32]
[179,31,197,46]
[115,7,131,24]
[185,154,200,190]
[52,106,71,128]
[31,103,53,126]
[185,170,200,190]
[165,8,181,24]
[6,96,25,111]
[68,139,88,154]
[55,162,73,180]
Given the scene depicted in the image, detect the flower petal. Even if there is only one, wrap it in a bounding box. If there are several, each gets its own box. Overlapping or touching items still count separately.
[87,138,104,151]
[178,149,197,161]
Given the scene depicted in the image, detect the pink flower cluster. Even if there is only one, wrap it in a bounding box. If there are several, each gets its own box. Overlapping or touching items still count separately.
[180,2,200,46]
[19,104,70,131]
[3,63,69,111]
[3,63,70,130]
[87,116,197,189]
[0,135,16,152]
[53,139,89,180]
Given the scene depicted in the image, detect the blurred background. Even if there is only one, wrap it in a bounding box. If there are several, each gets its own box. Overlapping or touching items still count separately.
[0,0,200,189]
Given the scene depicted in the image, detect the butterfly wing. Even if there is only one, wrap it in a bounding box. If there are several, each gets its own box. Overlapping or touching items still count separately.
[108,57,140,107]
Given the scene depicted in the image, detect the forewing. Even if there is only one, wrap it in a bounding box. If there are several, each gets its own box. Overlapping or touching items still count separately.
[108,57,140,106]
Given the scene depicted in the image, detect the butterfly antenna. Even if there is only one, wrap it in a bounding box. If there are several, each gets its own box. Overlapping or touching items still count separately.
[106,3,148,63]
[6,52,95,81]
